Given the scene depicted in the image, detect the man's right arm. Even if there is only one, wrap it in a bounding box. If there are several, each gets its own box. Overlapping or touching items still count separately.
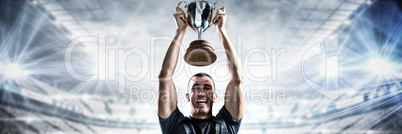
[158,7,187,119]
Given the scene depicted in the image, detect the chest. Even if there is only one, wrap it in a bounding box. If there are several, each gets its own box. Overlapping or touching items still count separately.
[175,119,229,134]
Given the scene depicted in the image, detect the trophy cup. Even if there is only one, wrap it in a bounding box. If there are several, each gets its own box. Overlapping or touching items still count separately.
[178,0,224,66]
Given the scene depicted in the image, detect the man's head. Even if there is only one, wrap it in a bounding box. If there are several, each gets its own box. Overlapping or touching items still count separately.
[186,73,217,117]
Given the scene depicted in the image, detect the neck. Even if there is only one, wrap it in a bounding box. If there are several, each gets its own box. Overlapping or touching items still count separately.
[191,111,212,119]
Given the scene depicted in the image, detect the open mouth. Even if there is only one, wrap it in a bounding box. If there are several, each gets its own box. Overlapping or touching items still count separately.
[196,100,207,104]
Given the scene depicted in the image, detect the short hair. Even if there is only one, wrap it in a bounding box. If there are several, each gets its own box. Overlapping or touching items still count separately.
[187,72,216,93]
[193,72,213,79]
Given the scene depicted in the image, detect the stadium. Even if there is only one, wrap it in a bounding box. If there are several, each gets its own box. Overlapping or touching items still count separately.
[1,0,402,133]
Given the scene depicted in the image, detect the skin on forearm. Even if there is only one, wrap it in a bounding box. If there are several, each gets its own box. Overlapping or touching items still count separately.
[217,28,243,81]
[158,28,185,119]
[158,29,186,80]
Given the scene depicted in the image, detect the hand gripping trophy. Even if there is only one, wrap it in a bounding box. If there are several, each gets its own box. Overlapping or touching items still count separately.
[178,0,224,66]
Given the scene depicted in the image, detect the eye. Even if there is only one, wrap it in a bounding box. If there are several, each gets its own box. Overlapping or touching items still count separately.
[192,86,201,90]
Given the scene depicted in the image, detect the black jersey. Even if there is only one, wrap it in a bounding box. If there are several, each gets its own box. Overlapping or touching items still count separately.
[158,106,242,134]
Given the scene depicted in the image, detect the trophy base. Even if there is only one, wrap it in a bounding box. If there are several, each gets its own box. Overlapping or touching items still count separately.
[184,40,217,66]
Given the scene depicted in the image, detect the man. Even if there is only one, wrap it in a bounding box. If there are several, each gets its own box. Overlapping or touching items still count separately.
[158,7,244,134]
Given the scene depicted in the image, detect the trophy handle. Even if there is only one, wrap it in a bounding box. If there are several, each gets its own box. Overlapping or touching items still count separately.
[177,1,187,9]
[203,1,224,32]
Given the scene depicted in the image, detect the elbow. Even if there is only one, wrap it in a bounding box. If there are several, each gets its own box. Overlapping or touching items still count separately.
[231,75,245,85]
[230,79,245,88]
[158,71,173,81]
[232,78,244,84]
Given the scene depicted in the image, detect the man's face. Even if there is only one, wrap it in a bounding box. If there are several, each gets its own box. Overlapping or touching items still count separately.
[187,76,216,115]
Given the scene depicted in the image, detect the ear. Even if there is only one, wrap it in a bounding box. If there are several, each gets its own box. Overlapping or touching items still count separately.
[213,93,217,103]
[186,93,190,102]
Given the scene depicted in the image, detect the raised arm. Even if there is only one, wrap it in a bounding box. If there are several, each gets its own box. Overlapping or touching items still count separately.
[213,8,244,121]
[158,7,187,119]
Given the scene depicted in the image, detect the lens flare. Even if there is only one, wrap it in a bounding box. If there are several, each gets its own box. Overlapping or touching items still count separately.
[2,64,29,79]
[368,58,393,75]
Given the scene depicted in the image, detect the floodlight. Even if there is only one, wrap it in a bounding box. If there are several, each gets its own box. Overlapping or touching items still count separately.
[3,64,28,79]
[368,58,393,75]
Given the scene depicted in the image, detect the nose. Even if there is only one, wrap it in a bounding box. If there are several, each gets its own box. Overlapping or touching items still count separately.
[197,88,206,95]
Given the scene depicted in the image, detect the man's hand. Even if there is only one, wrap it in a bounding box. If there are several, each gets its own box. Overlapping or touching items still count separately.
[213,8,226,30]
[173,7,188,31]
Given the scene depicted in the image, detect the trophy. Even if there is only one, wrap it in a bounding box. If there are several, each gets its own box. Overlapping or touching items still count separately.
[178,0,224,66]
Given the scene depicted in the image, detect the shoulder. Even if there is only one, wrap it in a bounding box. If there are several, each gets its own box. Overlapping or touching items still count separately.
[159,107,185,121]
[159,108,187,134]
[216,105,242,133]
[216,105,242,122]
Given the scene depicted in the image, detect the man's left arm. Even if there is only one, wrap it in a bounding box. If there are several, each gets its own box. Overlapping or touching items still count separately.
[214,8,244,121]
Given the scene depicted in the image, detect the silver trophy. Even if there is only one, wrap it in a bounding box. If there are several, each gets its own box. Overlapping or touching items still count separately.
[178,0,224,66]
